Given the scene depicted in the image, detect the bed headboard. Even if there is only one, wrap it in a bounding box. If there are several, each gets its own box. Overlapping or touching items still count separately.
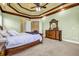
[0,26,3,30]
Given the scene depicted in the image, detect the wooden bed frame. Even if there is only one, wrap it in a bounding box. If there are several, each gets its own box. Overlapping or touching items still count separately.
[0,26,43,56]
[4,40,42,56]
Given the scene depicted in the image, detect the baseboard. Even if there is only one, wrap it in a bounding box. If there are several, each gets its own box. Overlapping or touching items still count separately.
[63,39,79,44]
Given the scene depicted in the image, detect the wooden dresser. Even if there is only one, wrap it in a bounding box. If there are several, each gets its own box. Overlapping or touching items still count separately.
[45,30,62,41]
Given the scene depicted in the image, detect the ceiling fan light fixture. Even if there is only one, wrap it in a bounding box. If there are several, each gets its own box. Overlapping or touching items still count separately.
[36,7,41,11]
[42,16,47,20]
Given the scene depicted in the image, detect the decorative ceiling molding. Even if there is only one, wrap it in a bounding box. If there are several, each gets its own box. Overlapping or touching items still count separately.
[18,3,48,12]
[0,3,79,19]
[45,3,79,16]
[0,4,30,18]
[7,3,65,16]
[30,3,79,19]
[7,3,37,16]
[39,3,66,16]
[7,3,49,16]
[18,3,35,12]
[2,10,30,18]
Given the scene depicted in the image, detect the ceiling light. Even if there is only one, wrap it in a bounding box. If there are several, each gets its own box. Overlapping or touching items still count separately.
[59,6,63,9]
[36,7,41,11]
[42,16,47,20]
[61,9,65,11]
[59,6,65,11]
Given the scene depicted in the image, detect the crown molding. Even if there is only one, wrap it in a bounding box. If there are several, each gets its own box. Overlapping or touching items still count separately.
[0,3,79,19]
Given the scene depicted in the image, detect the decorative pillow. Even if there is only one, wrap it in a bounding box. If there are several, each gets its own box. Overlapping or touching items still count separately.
[0,34,6,42]
[0,30,10,38]
[7,30,19,36]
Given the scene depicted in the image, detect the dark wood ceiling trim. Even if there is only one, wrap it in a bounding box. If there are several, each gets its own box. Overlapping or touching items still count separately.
[0,5,41,19]
[3,10,42,19]
[39,3,67,16]
[0,5,42,19]
[3,10,30,18]
[42,3,48,7]
[30,16,42,19]
[7,3,39,16]
[7,3,66,16]
[18,3,48,12]
[18,3,36,12]
[8,3,44,16]
[45,3,79,16]
[1,3,79,19]
[63,3,79,9]
[0,5,3,12]
[0,5,30,18]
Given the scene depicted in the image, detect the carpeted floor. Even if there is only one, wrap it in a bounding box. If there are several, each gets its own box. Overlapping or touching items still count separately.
[13,38,79,56]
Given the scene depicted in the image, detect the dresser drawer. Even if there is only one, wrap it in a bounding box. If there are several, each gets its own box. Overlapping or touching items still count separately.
[45,30,62,41]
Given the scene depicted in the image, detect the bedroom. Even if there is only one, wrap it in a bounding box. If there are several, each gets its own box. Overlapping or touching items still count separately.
[0,3,79,56]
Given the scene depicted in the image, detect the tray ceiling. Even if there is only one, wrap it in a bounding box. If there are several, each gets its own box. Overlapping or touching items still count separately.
[0,3,76,18]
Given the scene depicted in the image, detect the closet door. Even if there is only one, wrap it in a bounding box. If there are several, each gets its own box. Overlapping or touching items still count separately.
[31,21,39,32]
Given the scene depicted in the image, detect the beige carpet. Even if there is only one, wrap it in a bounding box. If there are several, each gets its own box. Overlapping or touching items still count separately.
[13,38,79,56]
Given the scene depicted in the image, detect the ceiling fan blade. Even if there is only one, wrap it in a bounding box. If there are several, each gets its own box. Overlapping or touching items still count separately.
[43,3,48,7]
[31,3,40,9]
[41,3,48,8]
[40,3,48,9]
[41,6,46,8]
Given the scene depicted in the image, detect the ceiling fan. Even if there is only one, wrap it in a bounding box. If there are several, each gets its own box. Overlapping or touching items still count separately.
[31,3,48,9]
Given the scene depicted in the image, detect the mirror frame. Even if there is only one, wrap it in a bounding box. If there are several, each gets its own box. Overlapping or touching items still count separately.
[49,19,58,30]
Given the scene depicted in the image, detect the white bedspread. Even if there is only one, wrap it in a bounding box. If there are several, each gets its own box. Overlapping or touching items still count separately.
[5,33,42,49]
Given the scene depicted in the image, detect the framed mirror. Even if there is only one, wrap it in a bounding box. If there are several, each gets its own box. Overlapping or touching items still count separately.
[49,19,58,30]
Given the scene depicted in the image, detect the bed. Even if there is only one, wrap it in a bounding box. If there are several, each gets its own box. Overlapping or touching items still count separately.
[0,26,43,56]
[3,33,43,56]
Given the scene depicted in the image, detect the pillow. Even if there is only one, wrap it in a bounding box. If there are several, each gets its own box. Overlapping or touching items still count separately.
[0,30,10,38]
[0,34,6,42]
[7,30,19,36]
[26,30,39,34]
